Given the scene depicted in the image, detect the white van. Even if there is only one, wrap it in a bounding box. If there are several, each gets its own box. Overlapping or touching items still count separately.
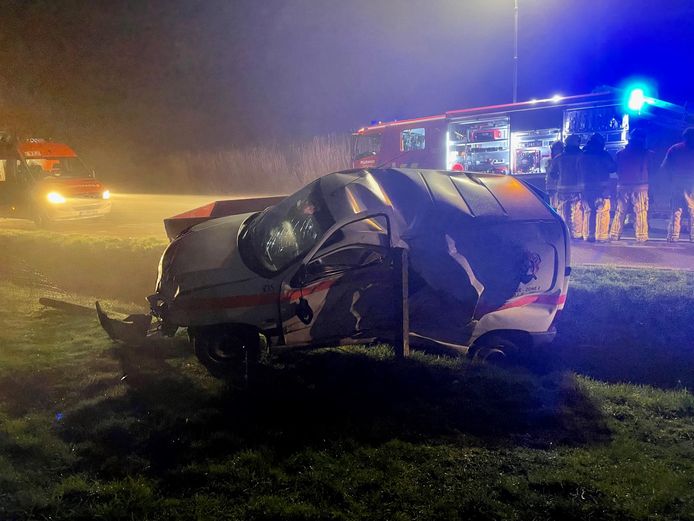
[99,168,571,376]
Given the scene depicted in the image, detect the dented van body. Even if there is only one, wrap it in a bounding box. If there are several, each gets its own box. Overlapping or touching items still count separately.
[124,168,570,375]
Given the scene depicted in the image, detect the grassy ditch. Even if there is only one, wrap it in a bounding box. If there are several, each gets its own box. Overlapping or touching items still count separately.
[0,232,693,519]
[556,266,694,390]
[0,229,167,305]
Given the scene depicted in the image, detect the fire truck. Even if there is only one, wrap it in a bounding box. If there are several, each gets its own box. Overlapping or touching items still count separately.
[351,89,691,201]
[0,133,111,226]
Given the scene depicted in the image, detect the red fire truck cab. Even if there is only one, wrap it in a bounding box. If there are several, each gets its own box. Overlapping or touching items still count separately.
[0,134,111,226]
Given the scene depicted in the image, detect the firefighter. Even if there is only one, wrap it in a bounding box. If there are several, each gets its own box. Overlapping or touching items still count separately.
[609,129,653,242]
[578,133,616,242]
[662,127,694,242]
[545,140,564,210]
[549,134,583,238]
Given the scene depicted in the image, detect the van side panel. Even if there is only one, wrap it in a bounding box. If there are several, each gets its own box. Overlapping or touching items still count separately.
[469,219,568,343]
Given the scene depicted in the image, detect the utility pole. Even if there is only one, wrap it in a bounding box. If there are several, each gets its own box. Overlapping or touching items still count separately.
[513,0,519,103]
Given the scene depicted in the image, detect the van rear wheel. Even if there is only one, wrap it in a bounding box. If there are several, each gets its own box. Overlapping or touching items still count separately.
[191,324,262,381]
[468,336,519,366]
[468,332,550,372]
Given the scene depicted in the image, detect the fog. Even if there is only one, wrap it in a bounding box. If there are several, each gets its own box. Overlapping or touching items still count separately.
[2,0,694,193]
[0,193,240,236]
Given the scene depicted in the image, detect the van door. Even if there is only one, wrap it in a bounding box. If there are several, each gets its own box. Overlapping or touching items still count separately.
[279,214,398,347]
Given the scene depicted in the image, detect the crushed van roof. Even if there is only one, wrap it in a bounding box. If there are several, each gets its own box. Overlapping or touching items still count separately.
[330,169,553,225]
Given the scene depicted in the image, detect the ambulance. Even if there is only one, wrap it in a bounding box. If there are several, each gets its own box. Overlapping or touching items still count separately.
[0,133,111,226]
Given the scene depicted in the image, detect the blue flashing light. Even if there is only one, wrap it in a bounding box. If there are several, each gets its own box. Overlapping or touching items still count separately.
[627,88,647,112]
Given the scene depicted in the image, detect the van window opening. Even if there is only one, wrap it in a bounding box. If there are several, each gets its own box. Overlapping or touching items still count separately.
[353,134,382,160]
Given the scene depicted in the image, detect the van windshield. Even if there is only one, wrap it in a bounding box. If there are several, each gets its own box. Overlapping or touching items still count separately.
[25,157,92,179]
[239,179,335,274]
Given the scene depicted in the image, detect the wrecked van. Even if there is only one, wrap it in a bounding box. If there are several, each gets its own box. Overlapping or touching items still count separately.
[99,168,571,376]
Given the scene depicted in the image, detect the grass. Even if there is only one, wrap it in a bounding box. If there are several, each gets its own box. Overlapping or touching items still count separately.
[0,255,693,519]
[0,229,167,305]
[555,266,694,389]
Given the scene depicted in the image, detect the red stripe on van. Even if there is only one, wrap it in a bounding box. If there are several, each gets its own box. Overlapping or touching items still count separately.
[183,279,338,310]
[496,293,566,311]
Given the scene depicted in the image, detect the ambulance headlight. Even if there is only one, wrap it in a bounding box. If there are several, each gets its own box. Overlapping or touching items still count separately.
[47,192,66,204]
[102,190,111,200]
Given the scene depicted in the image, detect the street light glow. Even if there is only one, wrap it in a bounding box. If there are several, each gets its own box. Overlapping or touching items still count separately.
[551,94,563,102]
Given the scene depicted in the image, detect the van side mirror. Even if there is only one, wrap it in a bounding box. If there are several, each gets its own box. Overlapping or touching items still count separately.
[295,297,314,325]
[291,264,307,287]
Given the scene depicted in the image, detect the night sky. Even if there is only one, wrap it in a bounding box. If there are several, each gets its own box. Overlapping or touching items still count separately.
[2,0,693,153]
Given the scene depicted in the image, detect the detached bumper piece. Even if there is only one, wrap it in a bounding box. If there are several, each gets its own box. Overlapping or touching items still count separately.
[95,301,153,345]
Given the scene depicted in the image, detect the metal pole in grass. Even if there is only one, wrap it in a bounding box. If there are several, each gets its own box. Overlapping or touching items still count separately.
[393,248,410,358]
[513,0,519,103]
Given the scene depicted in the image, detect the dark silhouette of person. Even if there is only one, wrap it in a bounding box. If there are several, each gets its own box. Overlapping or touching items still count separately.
[545,140,564,210]
[662,127,694,242]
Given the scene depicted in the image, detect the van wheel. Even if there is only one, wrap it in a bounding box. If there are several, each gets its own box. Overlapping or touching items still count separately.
[191,325,262,381]
[468,332,533,366]
[469,332,549,371]
[468,336,519,366]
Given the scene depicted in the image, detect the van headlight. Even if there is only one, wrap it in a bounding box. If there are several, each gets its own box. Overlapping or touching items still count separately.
[102,190,111,200]
[47,192,66,204]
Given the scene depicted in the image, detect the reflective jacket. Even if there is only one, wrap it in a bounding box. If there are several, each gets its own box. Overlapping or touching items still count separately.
[549,147,582,194]
[616,145,652,189]
[579,147,616,193]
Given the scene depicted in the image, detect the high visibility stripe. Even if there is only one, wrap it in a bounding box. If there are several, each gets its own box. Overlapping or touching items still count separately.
[476,293,566,316]
[610,189,649,241]
[181,279,338,310]
[282,279,337,302]
[181,284,566,314]
[667,189,694,241]
[556,194,583,239]
[496,293,566,311]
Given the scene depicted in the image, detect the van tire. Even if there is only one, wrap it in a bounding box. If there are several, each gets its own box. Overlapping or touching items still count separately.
[191,324,262,381]
[468,335,518,366]
[468,331,531,365]
[469,331,550,372]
